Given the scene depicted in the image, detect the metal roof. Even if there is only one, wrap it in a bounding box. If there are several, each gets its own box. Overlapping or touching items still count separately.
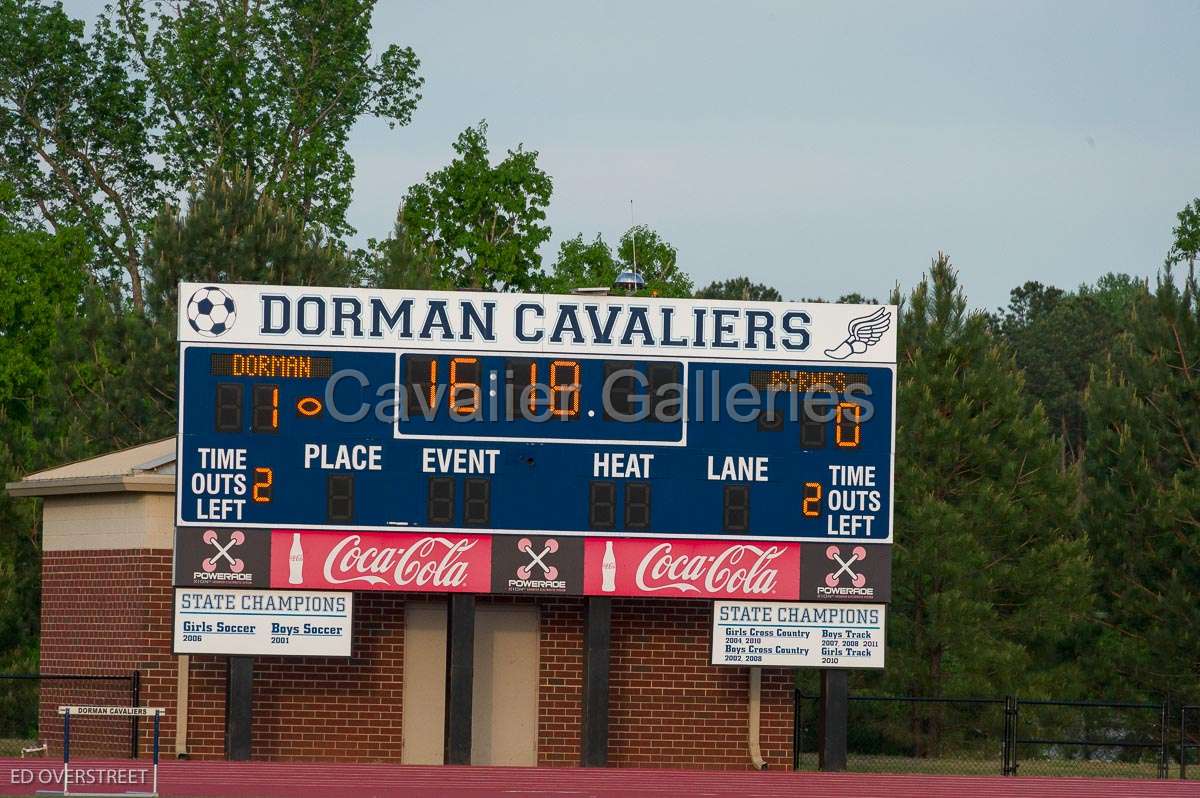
[5,437,176,497]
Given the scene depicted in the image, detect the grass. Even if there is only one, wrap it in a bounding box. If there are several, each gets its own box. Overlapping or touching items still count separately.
[0,737,39,756]
[794,752,1177,779]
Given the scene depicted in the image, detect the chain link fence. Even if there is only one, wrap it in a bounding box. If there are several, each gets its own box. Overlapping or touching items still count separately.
[1182,706,1200,780]
[795,692,1008,775]
[1,673,139,759]
[796,690,1185,779]
[1012,698,1167,779]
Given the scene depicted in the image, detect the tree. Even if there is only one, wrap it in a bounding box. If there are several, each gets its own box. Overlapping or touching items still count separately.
[544,225,692,297]
[615,225,692,298]
[143,169,362,319]
[0,203,89,672]
[875,254,1090,742]
[543,234,616,293]
[797,293,880,304]
[1082,265,1199,704]
[47,169,361,453]
[0,0,422,310]
[1167,198,1200,269]
[994,276,1144,464]
[696,276,781,302]
[401,122,552,292]
[367,205,453,291]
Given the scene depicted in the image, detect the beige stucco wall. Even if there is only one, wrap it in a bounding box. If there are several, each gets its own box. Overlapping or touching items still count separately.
[42,492,175,551]
[400,602,539,766]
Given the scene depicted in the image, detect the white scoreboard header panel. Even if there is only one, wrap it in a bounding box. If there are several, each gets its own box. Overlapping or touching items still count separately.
[178,283,896,364]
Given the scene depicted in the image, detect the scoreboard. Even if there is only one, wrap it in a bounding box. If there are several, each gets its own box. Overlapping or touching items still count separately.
[175,284,896,544]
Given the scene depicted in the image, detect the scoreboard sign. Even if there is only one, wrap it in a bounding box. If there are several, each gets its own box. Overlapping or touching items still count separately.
[711,601,886,668]
[175,283,896,599]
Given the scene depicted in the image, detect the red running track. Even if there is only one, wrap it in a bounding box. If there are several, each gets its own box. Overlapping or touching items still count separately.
[1,760,1196,798]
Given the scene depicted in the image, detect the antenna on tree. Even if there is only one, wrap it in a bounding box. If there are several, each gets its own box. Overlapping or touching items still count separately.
[614,199,645,294]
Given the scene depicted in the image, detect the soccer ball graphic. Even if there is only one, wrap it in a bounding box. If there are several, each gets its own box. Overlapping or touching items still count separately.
[186,286,237,337]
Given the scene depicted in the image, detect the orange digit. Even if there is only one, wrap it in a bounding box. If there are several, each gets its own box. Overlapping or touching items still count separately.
[529,362,538,413]
[803,481,822,517]
[253,467,273,503]
[271,386,279,430]
[428,359,438,409]
[450,357,479,415]
[550,360,581,417]
[835,401,861,447]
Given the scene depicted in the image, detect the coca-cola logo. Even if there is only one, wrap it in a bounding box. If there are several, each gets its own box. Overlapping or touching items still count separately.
[323,535,477,589]
[634,542,786,595]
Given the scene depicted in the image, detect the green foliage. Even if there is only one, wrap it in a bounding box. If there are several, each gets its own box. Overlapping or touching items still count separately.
[144,169,363,319]
[875,255,1091,721]
[615,226,692,298]
[696,276,782,301]
[545,225,692,297]
[543,234,616,292]
[401,122,552,292]
[117,0,421,238]
[0,0,161,306]
[1167,198,1200,268]
[367,205,453,291]
[0,0,421,310]
[0,210,90,674]
[798,292,881,304]
[1082,265,1200,703]
[0,216,88,416]
[993,275,1145,463]
[47,169,361,453]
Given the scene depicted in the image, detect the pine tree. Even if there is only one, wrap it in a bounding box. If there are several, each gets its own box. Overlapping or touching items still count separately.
[45,169,360,452]
[873,254,1091,750]
[1083,266,1200,704]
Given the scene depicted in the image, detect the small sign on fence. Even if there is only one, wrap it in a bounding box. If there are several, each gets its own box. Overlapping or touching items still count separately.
[56,706,164,717]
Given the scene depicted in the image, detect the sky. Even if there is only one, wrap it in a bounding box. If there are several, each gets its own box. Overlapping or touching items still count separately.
[63,1,1200,309]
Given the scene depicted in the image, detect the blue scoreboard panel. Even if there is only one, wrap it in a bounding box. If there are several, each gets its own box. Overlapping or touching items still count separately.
[177,284,896,543]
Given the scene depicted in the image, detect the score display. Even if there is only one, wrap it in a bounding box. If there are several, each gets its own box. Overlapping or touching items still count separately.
[177,284,896,542]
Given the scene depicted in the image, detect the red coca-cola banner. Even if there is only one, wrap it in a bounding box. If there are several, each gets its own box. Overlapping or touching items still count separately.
[582,537,801,600]
[270,530,491,593]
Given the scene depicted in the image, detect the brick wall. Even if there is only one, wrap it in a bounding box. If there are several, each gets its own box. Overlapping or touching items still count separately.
[41,552,792,769]
[40,550,176,758]
[537,597,585,765]
[608,599,794,770]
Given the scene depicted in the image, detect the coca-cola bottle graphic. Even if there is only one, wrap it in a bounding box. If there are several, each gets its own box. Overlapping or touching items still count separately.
[601,541,616,593]
[288,532,304,585]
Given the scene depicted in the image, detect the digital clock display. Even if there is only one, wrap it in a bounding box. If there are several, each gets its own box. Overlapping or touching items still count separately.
[395,352,684,443]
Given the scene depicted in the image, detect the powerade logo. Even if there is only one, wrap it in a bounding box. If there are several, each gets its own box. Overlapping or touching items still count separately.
[192,529,252,583]
[490,535,583,595]
[816,545,875,598]
[799,542,891,603]
[508,538,567,592]
[174,527,271,588]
